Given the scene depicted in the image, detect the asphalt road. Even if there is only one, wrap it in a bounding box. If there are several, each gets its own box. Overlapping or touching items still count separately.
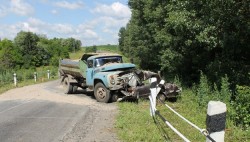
[0,99,89,142]
[0,80,119,142]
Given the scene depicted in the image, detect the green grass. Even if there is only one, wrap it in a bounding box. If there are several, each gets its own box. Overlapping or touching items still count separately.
[95,45,119,53]
[94,45,132,63]
[70,45,131,63]
[70,45,119,59]
[116,100,166,141]
[69,47,85,59]
[115,89,250,142]
[0,76,58,94]
[0,66,59,95]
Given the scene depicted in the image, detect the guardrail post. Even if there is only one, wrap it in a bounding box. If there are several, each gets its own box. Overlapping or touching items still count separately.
[47,70,50,79]
[149,77,157,116]
[13,73,17,87]
[34,72,37,82]
[206,101,226,142]
[149,77,165,116]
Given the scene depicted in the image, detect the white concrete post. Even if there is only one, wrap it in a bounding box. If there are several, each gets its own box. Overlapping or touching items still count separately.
[34,72,37,82]
[206,101,226,142]
[13,73,17,87]
[47,70,50,79]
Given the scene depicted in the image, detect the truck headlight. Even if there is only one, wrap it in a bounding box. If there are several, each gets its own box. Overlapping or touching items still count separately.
[110,75,115,85]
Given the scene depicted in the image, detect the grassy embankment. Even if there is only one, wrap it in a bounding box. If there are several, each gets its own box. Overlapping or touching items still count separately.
[70,45,120,59]
[116,92,249,142]
[76,45,249,142]
[81,45,131,62]
[87,45,249,141]
[0,66,59,94]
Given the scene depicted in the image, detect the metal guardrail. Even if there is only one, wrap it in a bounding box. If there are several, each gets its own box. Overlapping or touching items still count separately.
[12,70,52,87]
[149,77,226,142]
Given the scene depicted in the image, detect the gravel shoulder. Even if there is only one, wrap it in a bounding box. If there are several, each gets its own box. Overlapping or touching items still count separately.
[0,80,120,142]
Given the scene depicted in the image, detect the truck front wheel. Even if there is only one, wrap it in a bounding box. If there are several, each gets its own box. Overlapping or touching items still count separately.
[157,93,166,103]
[94,82,111,103]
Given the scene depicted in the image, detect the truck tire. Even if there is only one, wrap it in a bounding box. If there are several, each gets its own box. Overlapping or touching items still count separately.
[63,77,73,94]
[110,94,118,102]
[94,82,111,103]
[157,93,166,103]
[72,86,78,93]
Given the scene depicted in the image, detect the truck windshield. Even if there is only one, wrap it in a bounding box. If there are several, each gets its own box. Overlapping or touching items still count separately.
[95,56,122,67]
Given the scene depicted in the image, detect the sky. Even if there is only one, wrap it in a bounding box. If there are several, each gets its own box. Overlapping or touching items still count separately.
[0,0,131,46]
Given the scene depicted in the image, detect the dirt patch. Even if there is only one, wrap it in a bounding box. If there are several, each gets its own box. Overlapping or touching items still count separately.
[0,80,120,142]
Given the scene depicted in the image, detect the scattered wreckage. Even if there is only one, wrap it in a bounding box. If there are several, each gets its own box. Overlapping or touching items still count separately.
[59,53,181,103]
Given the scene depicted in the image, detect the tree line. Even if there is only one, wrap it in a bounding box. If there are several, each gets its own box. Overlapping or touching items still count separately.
[119,0,249,87]
[0,31,81,70]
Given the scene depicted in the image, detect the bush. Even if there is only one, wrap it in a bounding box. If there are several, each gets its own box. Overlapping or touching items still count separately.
[50,56,60,66]
[193,72,249,130]
[17,69,35,81]
[0,66,58,86]
[196,72,211,107]
[0,70,13,85]
[220,75,231,103]
[85,45,97,53]
[173,75,182,87]
[231,85,250,129]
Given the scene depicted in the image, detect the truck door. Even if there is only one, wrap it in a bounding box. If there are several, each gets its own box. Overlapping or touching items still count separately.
[86,59,94,86]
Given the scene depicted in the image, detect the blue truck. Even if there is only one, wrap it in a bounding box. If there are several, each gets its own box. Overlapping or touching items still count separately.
[59,53,146,103]
[59,53,182,103]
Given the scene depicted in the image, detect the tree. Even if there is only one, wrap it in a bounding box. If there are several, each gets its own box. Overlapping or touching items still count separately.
[120,0,249,86]
[45,38,69,66]
[14,31,41,68]
[0,39,22,69]
[118,27,126,52]
[62,38,82,52]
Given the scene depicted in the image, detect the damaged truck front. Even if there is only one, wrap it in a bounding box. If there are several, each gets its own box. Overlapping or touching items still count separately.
[59,53,147,103]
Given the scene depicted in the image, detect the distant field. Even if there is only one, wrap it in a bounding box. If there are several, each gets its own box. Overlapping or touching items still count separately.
[70,45,131,63]
[69,47,85,59]
[94,45,119,53]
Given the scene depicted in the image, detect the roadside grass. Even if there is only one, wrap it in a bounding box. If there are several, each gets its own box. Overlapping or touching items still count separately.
[67,45,250,141]
[72,45,131,63]
[0,76,58,95]
[69,47,85,59]
[96,45,119,53]
[0,78,56,94]
[115,89,250,142]
[116,99,166,141]
[0,66,58,95]
[95,45,131,63]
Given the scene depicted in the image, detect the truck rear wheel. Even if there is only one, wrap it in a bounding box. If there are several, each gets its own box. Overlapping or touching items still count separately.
[94,82,111,103]
[63,77,73,94]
